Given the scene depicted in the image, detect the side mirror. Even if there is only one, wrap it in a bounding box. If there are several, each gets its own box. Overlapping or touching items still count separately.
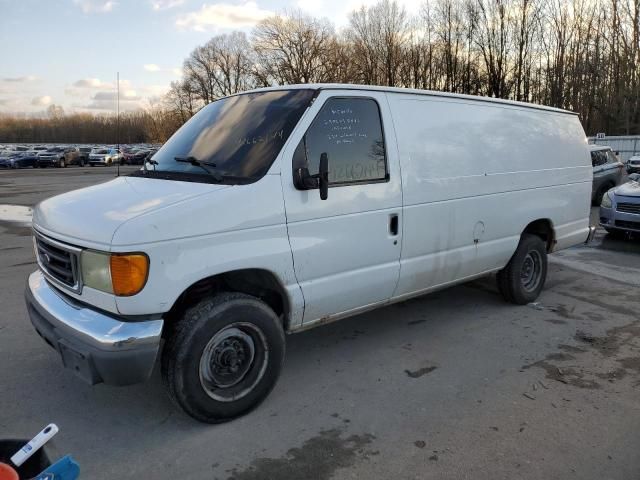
[292,152,329,200]
[318,153,329,200]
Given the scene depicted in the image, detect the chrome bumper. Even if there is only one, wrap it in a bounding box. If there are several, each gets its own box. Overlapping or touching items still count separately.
[25,271,163,385]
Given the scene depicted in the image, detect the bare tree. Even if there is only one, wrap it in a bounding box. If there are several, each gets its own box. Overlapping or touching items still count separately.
[253,11,336,84]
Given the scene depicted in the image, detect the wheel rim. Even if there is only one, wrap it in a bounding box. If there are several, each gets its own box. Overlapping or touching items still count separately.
[199,322,268,402]
[520,250,543,292]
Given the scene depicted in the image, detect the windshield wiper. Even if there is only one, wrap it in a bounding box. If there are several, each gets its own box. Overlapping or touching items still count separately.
[174,156,223,182]
[143,159,158,173]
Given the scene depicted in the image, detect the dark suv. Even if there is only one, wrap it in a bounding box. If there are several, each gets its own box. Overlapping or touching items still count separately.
[590,145,624,205]
[36,147,67,167]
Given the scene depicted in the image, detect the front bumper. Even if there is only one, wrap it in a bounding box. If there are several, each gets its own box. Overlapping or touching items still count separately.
[25,271,164,386]
[627,165,640,173]
[600,205,640,233]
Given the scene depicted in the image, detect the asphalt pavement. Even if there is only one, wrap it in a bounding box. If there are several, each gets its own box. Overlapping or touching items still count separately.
[1,166,639,480]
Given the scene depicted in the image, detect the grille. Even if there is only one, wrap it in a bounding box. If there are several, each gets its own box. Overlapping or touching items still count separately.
[35,233,80,290]
[615,220,640,231]
[616,202,640,215]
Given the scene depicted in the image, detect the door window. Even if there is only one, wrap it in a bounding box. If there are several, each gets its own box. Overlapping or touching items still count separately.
[591,151,607,167]
[293,97,387,186]
[606,151,619,164]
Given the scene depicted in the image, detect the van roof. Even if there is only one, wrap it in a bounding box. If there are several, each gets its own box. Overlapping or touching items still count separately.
[588,144,612,151]
[244,83,578,116]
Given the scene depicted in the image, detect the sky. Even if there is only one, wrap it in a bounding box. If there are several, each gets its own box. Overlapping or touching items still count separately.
[0,0,422,116]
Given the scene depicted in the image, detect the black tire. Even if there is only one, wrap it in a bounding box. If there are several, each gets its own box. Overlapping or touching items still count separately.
[497,234,547,305]
[161,292,285,423]
[79,159,85,167]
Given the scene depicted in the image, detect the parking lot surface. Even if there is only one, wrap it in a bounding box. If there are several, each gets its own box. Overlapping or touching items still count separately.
[1,167,640,479]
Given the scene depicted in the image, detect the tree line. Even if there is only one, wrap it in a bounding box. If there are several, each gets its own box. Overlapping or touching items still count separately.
[2,0,639,144]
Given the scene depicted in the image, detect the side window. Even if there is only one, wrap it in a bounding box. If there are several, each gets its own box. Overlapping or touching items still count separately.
[293,97,387,186]
[591,151,606,167]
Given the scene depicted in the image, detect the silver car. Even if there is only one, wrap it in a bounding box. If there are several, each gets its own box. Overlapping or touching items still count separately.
[599,173,640,236]
[590,145,624,205]
[627,154,640,174]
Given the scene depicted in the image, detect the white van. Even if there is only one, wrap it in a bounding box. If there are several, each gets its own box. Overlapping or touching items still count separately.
[25,84,594,422]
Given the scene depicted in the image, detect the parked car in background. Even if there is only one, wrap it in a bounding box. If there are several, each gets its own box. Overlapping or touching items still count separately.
[8,150,39,168]
[63,147,83,166]
[590,145,624,205]
[0,151,32,168]
[36,147,67,168]
[88,147,121,166]
[627,154,640,174]
[600,173,640,237]
[122,148,149,165]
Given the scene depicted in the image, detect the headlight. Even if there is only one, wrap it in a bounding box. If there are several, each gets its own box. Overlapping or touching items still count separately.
[601,191,613,208]
[81,250,113,293]
[81,250,149,296]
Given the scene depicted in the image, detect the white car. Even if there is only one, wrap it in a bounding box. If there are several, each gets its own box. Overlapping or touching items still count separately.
[627,154,640,174]
[25,84,593,423]
[88,147,121,166]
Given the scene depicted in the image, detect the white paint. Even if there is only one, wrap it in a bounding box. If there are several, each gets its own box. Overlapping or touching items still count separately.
[0,204,32,225]
[30,84,591,330]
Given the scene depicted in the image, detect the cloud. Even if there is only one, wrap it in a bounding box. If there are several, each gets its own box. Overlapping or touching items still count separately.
[176,1,274,31]
[2,76,37,83]
[93,91,141,101]
[73,0,117,13]
[296,0,325,16]
[84,90,144,110]
[72,78,113,89]
[31,96,52,106]
[144,64,161,72]
[151,0,184,10]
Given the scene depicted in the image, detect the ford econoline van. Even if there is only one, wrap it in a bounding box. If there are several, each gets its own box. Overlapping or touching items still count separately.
[25,84,595,422]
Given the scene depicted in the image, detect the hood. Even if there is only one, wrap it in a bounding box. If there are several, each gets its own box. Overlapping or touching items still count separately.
[33,176,228,247]
[613,180,640,198]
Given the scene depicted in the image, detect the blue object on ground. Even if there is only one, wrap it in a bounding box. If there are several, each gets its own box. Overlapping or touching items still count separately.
[34,455,79,480]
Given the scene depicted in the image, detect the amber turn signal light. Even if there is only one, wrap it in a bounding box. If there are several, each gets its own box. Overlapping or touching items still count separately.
[109,254,149,296]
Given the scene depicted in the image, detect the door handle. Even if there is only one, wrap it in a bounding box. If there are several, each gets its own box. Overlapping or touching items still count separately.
[389,214,399,236]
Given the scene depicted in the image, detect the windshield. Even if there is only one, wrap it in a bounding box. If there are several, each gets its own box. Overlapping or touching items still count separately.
[142,89,315,183]
[93,149,108,154]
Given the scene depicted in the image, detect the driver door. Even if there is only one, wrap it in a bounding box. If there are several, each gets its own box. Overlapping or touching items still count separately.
[280,90,402,326]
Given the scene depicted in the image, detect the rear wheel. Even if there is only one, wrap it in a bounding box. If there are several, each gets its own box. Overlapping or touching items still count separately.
[497,234,547,305]
[162,292,285,423]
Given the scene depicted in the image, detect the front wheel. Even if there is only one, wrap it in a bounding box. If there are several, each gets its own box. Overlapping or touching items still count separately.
[497,234,547,305]
[161,292,285,423]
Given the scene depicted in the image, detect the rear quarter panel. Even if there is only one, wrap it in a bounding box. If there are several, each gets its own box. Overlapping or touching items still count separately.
[387,93,591,295]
